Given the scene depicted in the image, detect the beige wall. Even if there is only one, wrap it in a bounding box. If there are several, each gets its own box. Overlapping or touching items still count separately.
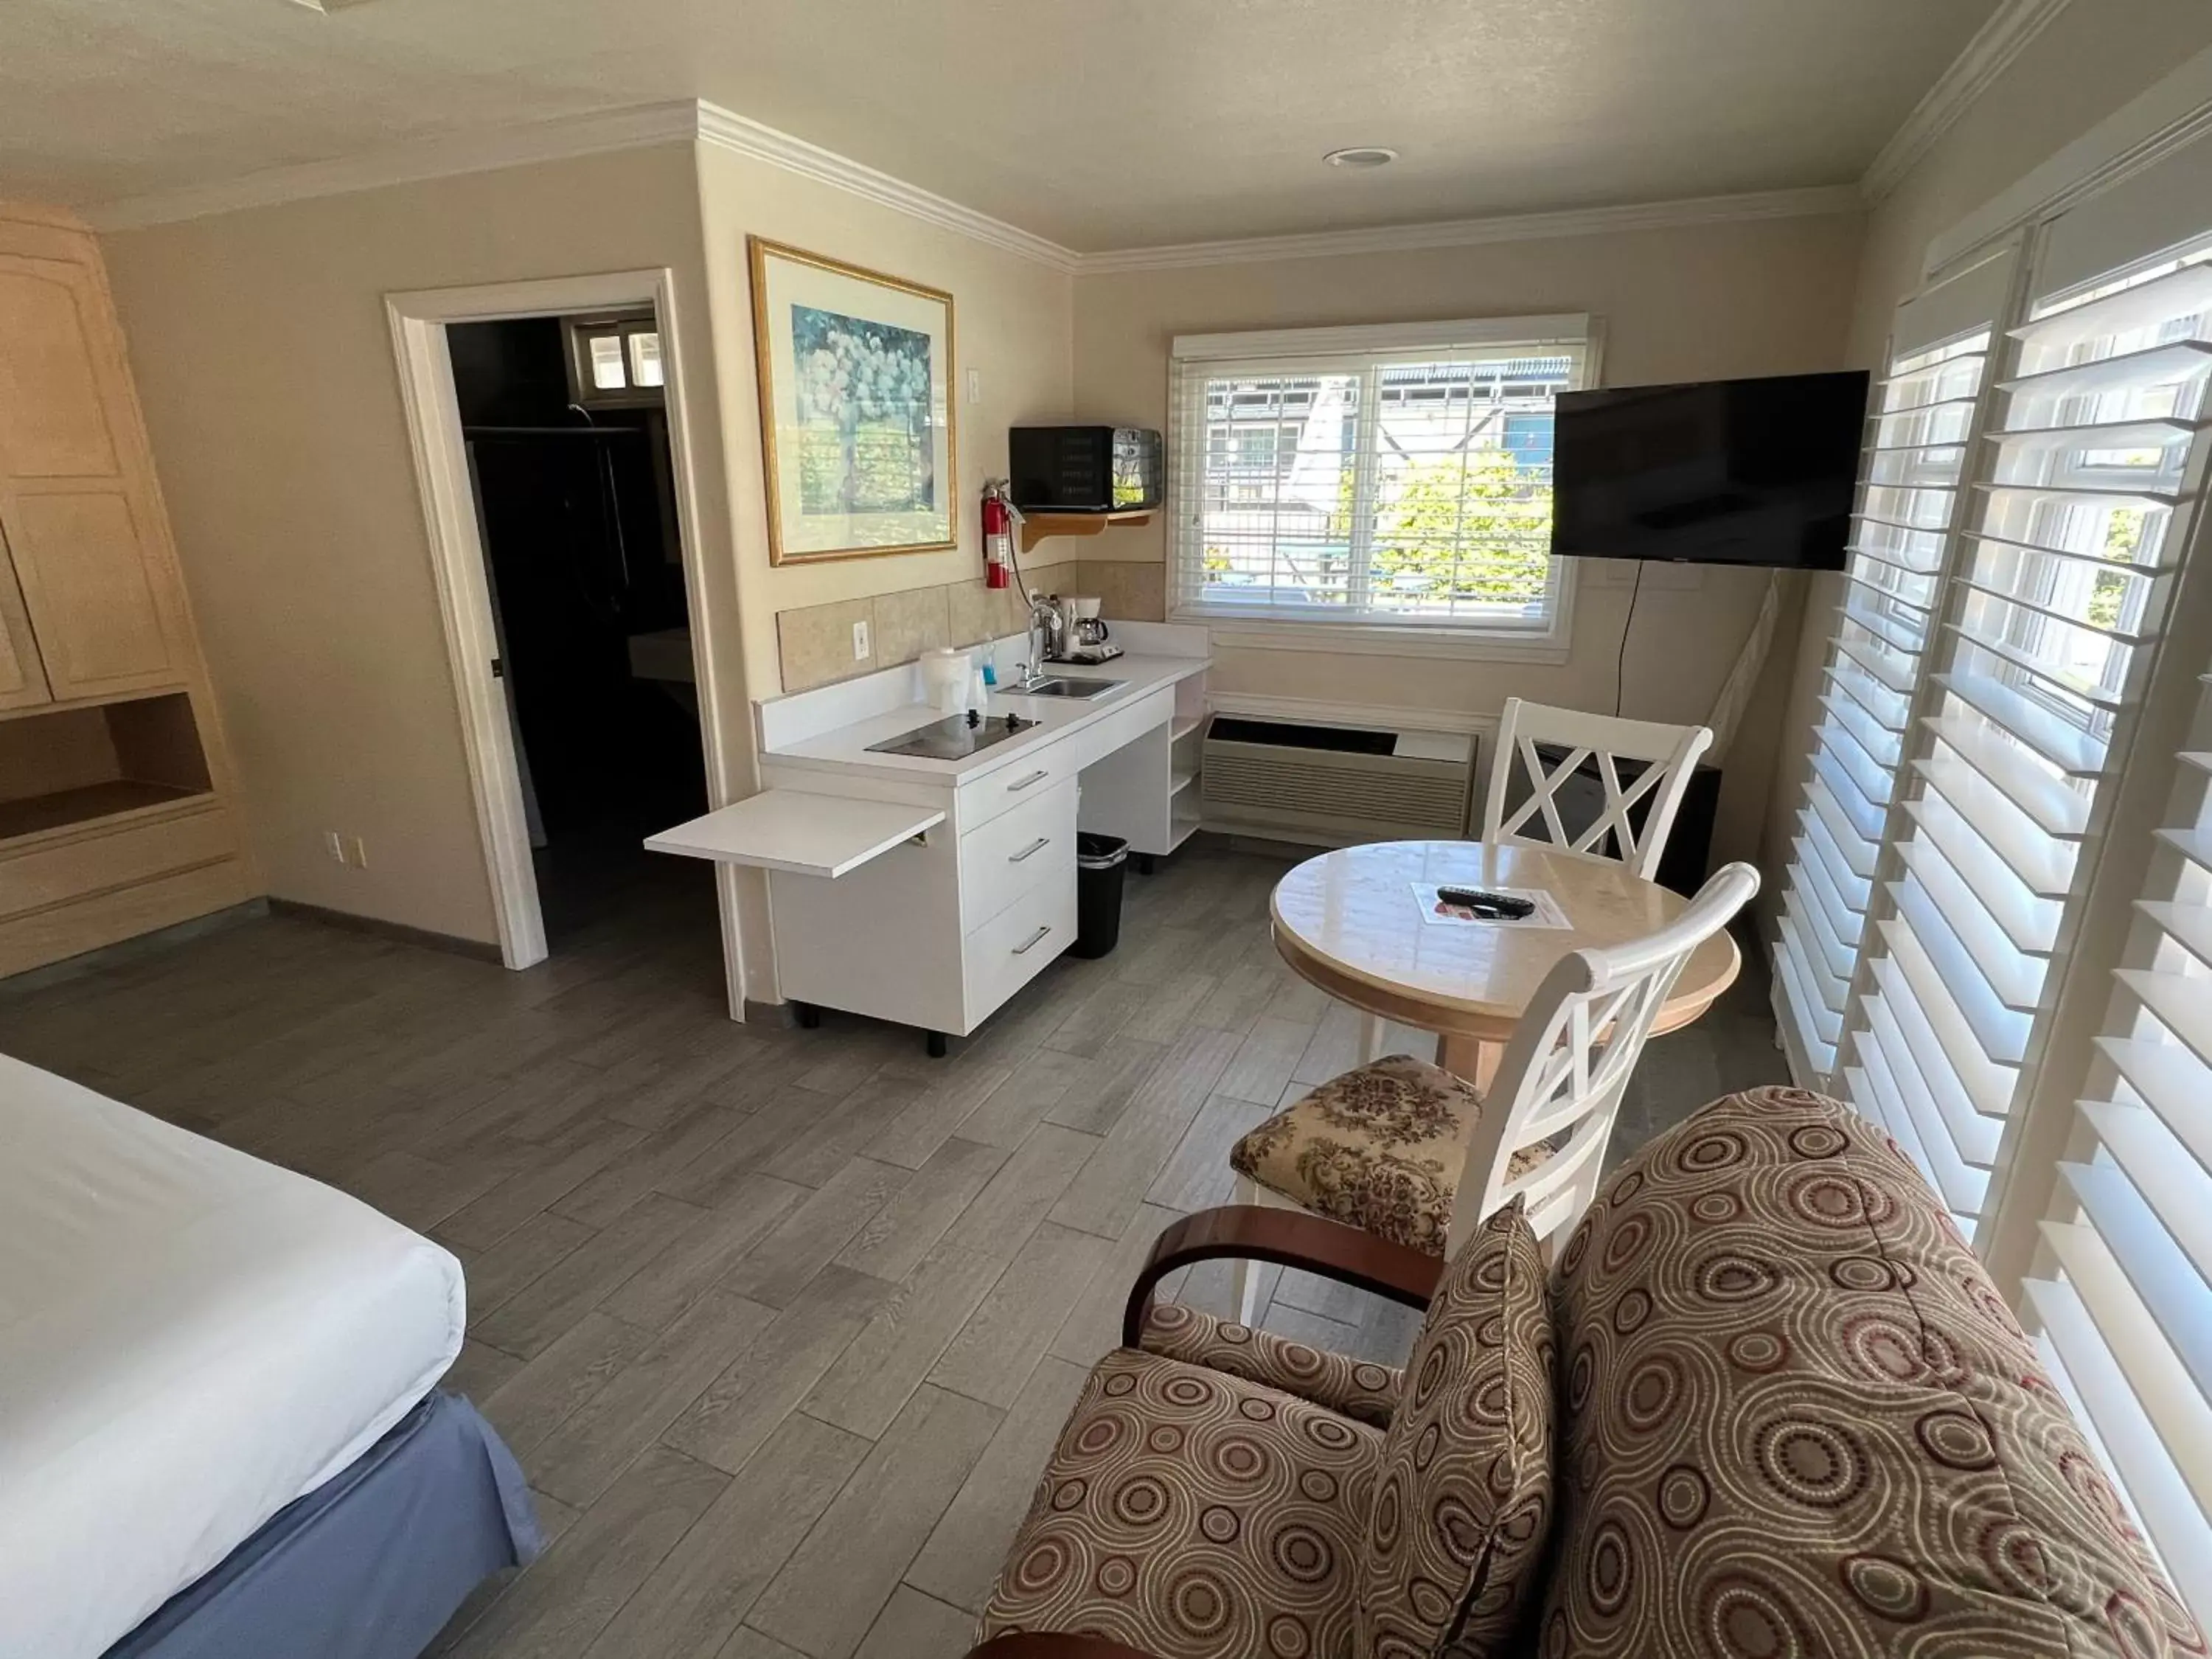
[1762,0,2212,924]
[101,145,737,950]
[690,142,1074,704]
[1071,212,1867,863]
[100,139,1076,998]
[683,144,1073,1001]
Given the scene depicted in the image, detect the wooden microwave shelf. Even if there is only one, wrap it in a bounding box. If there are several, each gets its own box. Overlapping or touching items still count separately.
[1018,509,1153,554]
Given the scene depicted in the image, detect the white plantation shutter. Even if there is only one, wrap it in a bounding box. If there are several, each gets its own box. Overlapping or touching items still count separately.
[1840,243,2212,1241]
[1773,327,1995,1081]
[2020,661,2212,1624]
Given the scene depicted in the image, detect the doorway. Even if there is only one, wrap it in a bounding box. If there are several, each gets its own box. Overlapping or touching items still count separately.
[386,271,742,1004]
[447,312,704,942]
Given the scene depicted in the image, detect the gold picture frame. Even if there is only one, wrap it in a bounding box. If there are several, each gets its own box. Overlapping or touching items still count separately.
[748,237,959,565]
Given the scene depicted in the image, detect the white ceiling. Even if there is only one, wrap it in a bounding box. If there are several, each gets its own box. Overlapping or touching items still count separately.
[0,0,2005,251]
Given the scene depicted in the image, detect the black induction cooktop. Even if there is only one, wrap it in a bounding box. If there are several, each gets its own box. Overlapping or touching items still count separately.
[866,709,1040,761]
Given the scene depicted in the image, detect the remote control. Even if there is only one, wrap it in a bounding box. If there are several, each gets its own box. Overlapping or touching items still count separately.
[1436,886,1536,919]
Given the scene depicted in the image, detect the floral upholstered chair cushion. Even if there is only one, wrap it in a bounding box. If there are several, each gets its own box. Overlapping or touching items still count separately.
[1357,1195,1555,1659]
[980,1347,1383,1659]
[1231,1054,1552,1255]
[1137,1298,1404,1429]
[1539,1085,2207,1659]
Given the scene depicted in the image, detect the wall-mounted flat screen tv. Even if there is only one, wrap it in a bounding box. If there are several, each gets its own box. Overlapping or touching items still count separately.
[1550,370,1871,569]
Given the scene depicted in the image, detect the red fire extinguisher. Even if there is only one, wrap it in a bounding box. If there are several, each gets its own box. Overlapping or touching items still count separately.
[982,481,1018,589]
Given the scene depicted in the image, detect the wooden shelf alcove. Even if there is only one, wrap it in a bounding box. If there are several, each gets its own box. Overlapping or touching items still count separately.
[0,691,214,846]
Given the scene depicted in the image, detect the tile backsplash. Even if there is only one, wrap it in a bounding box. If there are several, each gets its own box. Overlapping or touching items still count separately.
[775,557,1166,693]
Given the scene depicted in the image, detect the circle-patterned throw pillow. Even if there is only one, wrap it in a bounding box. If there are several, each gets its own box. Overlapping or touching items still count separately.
[1357,1194,1555,1659]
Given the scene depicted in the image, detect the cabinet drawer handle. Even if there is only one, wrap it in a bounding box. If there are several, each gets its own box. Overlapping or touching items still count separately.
[1012,924,1052,956]
[1008,836,1051,863]
[1007,769,1051,793]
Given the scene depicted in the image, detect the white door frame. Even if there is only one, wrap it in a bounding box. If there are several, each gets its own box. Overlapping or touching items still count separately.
[386,268,734,990]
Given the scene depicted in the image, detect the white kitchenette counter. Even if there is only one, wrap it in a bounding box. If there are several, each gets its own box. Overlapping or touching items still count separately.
[647,620,1210,1054]
[759,653,1208,786]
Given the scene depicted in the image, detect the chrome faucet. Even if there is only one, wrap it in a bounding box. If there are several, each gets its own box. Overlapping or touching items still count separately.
[1023,594,1063,689]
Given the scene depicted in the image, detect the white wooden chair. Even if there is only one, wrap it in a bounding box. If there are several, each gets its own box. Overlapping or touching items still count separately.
[1349,698,1716,1068]
[1228,861,1760,1318]
[1483,697,1714,880]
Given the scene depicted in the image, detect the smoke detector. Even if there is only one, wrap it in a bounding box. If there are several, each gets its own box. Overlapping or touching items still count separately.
[1324,146,1400,170]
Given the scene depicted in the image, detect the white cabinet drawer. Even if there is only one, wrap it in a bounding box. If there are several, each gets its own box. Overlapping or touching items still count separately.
[1065,685,1172,773]
[958,744,1072,832]
[958,779,1075,932]
[962,862,1076,1027]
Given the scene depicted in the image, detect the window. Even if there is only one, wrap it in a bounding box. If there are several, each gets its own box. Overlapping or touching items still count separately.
[1774,326,1995,1083]
[1168,316,1593,645]
[1837,245,2210,1242]
[566,313,664,407]
[627,329,664,389]
[2025,664,2212,1621]
[1775,118,2212,1632]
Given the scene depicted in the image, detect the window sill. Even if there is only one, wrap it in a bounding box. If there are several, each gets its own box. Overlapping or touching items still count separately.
[1179,612,1573,664]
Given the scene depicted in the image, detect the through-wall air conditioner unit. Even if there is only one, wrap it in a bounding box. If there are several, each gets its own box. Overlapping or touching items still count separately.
[1201,715,1474,846]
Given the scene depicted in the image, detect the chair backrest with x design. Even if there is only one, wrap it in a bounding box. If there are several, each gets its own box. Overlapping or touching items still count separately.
[1482,698,1714,880]
[1447,860,1760,1258]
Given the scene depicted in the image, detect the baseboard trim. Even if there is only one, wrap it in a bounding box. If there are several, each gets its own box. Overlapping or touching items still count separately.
[0,898,270,996]
[268,897,504,964]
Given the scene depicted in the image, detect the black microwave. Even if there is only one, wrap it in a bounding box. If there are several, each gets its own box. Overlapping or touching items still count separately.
[1008,425,1162,512]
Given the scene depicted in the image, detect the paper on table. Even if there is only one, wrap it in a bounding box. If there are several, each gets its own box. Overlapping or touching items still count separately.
[1411,883,1571,929]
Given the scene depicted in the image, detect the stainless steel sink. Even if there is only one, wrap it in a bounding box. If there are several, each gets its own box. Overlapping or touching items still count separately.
[1006,677,1121,699]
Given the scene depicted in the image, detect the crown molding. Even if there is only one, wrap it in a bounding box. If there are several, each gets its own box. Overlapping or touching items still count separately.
[83,102,701,232]
[694,102,1078,272]
[78,94,1863,278]
[1860,0,2073,202]
[1071,185,1864,275]
[1921,36,2212,276]
[80,94,1087,271]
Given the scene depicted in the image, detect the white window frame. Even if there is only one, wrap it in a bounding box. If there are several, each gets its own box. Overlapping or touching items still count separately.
[1166,315,1601,663]
[565,311,665,409]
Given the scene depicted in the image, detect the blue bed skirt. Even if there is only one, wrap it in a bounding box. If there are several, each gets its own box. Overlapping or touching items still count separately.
[104,1392,541,1659]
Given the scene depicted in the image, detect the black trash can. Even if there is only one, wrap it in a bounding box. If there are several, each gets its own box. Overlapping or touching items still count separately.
[1071,832,1128,959]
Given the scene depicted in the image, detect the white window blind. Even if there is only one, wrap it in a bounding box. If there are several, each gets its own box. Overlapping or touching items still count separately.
[1168,318,1590,635]
[2023,661,2212,1627]
[1773,330,1993,1081]
[1842,243,2212,1239]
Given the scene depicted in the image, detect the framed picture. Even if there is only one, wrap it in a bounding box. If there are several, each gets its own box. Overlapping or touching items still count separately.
[748,237,958,563]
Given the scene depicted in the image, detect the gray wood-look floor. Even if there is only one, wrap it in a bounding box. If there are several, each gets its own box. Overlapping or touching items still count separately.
[0,835,1787,1659]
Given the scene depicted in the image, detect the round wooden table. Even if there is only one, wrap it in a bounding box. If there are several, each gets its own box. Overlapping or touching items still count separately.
[1270,840,1740,1087]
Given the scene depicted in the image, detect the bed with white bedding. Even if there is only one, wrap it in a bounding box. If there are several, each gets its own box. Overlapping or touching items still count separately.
[0,1051,504,1659]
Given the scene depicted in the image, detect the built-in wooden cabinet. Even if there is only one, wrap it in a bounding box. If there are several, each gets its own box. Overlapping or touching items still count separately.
[0,544,48,709]
[6,485,175,698]
[0,201,251,978]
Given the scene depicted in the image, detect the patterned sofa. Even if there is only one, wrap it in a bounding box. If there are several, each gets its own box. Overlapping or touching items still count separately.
[967,1086,2206,1659]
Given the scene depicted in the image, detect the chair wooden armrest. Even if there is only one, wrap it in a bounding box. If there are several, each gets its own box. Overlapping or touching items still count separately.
[964,1635,1169,1659]
[1119,1203,1443,1349]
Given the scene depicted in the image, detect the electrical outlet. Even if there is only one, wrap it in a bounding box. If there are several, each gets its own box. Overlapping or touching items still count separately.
[347,835,369,869]
[852,619,870,660]
[1639,561,1705,590]
[966,369,981,405]
[324,830,346,865]
[1576,561,1638,589]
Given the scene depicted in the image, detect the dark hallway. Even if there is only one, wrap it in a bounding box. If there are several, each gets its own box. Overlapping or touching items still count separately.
[446,313,710,944]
